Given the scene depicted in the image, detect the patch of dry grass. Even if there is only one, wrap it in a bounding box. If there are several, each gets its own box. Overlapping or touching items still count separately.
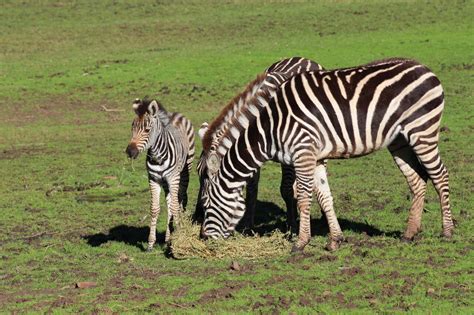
[170,216,292,260]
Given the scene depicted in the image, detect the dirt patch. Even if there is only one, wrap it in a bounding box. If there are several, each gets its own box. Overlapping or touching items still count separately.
[345,235,390,249]
[339,192,352,202]
[0,288,65,307]
[1,97,116,127]
[392,301,418,312]
[377,270,401,280]
[316,254,338,262]
[45,181,109,197]
[340,267,364,276]
[425,255,455,268]
[352,248,368,257]
[172,286,189,299]
[286,252,314,264]
[265,275,295,286]
[0,146,49,160]
[91,273,157,306]
[382,284,397,297]
[24,206,44,213]
[228,261,256,275]
[299,296,314,306]
[197,281,248,304]
[252,294,292,311]
[400,278,415,295]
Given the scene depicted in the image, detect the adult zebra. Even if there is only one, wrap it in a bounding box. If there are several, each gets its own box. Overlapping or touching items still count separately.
[200,58,455,252]
[196,57,324,233]
[126,98,194,251]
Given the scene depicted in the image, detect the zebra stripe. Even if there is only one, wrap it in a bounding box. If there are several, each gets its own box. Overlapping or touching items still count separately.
[126,98,194,250]
[196,57,323,232]
[201,58,454,252]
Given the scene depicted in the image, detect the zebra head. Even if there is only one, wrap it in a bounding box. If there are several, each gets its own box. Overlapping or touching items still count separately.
[197,125,247,239]
[125,98,160,159]
[200,169,247,240]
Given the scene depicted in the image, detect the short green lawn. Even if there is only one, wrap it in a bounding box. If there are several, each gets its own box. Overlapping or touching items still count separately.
[1,0,473,313]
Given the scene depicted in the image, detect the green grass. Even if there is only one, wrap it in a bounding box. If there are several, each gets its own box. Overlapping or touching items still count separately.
[1,0,473,313]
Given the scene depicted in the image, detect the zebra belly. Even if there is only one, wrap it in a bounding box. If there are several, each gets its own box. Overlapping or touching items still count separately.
[321,124,403,160]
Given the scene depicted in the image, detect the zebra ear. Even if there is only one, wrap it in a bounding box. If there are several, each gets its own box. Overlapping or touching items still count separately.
[198,122,209,140]
[148,100,159,117]
[207,152,220,174]
[132,98,141,115]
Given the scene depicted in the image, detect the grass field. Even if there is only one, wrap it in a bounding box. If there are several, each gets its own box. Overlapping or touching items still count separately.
[1,0,473,313]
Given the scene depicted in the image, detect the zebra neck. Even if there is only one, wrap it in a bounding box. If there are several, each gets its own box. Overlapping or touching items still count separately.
[147,125,171,164]
[219,132,268,188]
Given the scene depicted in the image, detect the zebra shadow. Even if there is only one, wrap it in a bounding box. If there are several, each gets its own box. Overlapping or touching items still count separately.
[245,200,401,238]
[83,225,166,251]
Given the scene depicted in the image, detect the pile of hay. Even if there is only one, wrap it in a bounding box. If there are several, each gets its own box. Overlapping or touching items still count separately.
[169,216,292,260]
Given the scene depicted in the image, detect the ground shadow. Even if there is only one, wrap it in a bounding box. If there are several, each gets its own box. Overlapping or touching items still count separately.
[83,201,401,251]
[310,216,401,238]
[244,200,401,238]
[238,200,288,235]
[83,225,166,251]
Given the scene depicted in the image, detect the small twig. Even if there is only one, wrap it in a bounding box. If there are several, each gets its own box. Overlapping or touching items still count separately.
[168,302,186,309]
[23,231,48,240]
[101,105,124,112]
[21,230,61,241]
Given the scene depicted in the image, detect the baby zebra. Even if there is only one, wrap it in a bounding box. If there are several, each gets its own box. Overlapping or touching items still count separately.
[125,98,195,251]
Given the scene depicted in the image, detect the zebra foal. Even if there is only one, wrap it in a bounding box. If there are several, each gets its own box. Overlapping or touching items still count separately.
[125,98,194,250]
[200,58,455,252]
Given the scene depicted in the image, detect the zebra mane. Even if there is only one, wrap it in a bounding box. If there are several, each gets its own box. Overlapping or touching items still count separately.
[213,72,294,157]
[202,58,325,154]
[202,73,267,151]
[209,58,324,159]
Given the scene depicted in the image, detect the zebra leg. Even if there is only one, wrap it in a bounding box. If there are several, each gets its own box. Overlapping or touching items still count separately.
[292,174,314,253]
[280,164,298,234]
[243,168,260,229]
[178,165,190,211]
[313,163,343,251]
[292,153,318,253]
[410,140,454,238]
[388,138,428,241]
[147,180,161,251]
[194,181,205,223]
[165,176,181,243]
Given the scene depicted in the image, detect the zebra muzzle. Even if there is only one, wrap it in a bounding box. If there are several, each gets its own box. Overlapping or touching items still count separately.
[200,227,208,240]
[125,143,139,159]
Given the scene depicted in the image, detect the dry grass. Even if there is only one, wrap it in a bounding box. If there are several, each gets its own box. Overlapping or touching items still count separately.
[170,216,292,260]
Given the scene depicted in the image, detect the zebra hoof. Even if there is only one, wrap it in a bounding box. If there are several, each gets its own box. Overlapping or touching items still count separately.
[441,230,453,239]
[400,235,414,243]
[146,246,154,252]
[291,244,304,254]
[325,240,341,252]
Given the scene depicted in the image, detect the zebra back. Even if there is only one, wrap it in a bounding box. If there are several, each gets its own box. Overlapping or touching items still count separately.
[169,112,195,167]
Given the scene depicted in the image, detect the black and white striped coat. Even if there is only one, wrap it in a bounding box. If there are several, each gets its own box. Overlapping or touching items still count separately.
[126,98,194,250]
[196,57,323,232]
[200,58,454,252]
